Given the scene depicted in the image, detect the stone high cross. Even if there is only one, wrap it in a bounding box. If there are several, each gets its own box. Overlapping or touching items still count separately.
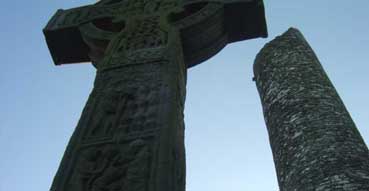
[44,0,267,190]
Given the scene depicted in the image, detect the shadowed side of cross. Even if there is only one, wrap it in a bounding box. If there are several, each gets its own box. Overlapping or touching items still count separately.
[44,1,267,191]
[44,0,267,68]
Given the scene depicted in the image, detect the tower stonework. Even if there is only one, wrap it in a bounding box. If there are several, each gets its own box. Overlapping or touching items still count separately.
[254,28,369,190]
[43,0,267,191]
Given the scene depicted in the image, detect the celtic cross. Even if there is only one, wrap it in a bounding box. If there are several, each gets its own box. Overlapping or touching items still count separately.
[44,0,267,190]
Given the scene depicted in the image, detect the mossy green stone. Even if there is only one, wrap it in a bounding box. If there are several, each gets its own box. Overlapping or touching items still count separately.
[43,0,267,190]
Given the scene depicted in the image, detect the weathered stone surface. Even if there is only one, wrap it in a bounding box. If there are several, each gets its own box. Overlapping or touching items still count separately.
[44,0,267,68]
[44,0,267,191]
[254,28,369,190]
[50,31,187,191]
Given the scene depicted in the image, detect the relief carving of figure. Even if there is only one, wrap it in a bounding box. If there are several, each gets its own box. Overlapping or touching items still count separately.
[73,139,150,191]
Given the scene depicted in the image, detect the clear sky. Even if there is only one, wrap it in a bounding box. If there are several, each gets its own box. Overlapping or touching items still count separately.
[1,1,369,191]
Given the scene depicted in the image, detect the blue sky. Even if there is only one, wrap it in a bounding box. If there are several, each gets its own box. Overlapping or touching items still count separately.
[1,1,369,190]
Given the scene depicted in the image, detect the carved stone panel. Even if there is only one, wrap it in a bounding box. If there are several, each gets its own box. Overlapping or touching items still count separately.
[67,138,153,191]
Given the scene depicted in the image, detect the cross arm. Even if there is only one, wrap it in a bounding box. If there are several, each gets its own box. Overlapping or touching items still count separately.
[181,0,267,42]
[43,4,120,65]
[174,0,267,67]
[222,0,268,42]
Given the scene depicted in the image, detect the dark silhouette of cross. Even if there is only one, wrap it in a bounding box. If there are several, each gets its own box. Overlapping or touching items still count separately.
[44,0,267,190]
